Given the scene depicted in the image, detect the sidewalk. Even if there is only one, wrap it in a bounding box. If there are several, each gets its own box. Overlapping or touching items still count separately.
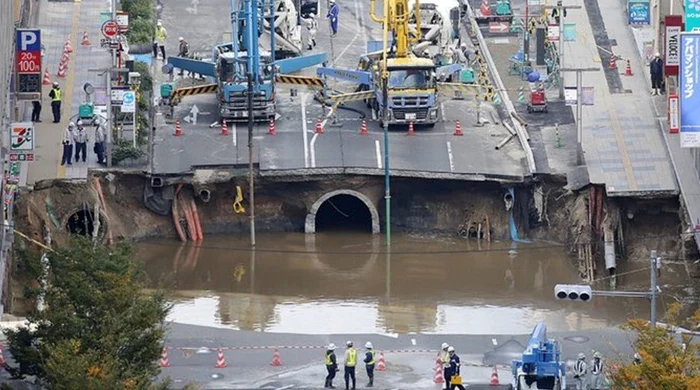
[561,0,677,196]
[24,0,112,187]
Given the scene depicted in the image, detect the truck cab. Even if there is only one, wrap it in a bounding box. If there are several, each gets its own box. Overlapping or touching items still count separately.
[375,57,439,126]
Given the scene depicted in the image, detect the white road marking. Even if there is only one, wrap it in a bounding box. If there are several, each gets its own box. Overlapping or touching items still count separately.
[310,133,319,168]
[276,386,295,390]
[301,93,310,168]
[334,33,360,62]
[232,123,237,146]
[375,139,382,169]
[411,338,416,346]
[492,338,498,346]
[440,102,446,122]
[446,141,454,173]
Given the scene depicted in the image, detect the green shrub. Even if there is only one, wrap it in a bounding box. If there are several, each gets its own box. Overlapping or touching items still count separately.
[121,0,153,20]
[127,18,153,45]
[112,140,145,165]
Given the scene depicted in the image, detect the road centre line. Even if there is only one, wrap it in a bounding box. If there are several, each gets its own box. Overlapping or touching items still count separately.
[310,133,319,168]
[375,140,382,169]
[446,142,454,172]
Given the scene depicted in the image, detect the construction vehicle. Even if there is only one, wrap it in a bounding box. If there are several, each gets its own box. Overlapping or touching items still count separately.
[511,322,566,390]
[408,0,462,54]
[475,0,514,25]
[165,0,326,122]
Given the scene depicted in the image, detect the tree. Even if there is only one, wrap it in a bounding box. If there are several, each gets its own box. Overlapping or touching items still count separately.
[4,237,170,390]
[608,303,700,389]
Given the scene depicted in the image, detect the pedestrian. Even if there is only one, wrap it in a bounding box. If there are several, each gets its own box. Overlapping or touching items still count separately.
[94,118,106,165]
[177,37,189,76]
[74,120,88,163]
[325,343,338,388]
[447,346,466,390]
[363,342,375,388]
[343,340,356,390]
[31,100,42,122]
[573,353,588,390]
[304,13,318,50]
[327,0,339,37]
[49,82,62,123]
[632,352,641,366]
[440,342,451,390]
[650,52,664,95]
[153,20,167,60]
[590,352,604,390]
[61,122,75,166]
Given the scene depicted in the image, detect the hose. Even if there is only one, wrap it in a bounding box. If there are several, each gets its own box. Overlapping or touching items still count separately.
[233,185,246,214]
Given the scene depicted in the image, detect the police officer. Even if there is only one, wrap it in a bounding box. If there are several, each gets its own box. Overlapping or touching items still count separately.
[448,347,466,390]
[61,122,75,166]
[49,82,62,123]
[74,120,88,163]
[573,353,588,390]
[344,340,357,390]
[325,343,338,388]
[363,342,375,387]
[327,0,339,37]
[440,343,451,390]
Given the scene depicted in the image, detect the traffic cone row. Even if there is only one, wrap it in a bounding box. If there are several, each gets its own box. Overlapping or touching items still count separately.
[159,348,171,368]
[315,118,324,134]
[173,120,183,136]
[359,119,368,135]
[376,351,386,371]
[64,36,73,53]
[609,54,617,70]
[433,362,445,384]
[454,120,463,136]
[407,121,415,136]
[42,68,52,85]
[81,31,91,46]
[56,61,68,78]
[214,347,227,368]
[270,349,282,366]
[61,51,70,65]
[489,366,499,386]
[625,60,633,76]
[268,118,276,135]
[220,121,229,136]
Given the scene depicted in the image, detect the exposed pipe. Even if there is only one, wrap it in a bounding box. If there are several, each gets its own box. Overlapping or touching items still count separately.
[199,189,211,203]
[496,134,515,150]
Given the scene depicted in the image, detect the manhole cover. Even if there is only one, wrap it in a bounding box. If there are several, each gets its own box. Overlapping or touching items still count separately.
[563,335,590,344]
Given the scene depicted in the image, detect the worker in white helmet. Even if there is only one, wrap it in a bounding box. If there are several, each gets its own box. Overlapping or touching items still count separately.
[590,352,604,390]
[447,346,466,390]
[573,352,588,390]
[304,13,318,50]
[61,122,76,166]
[633,352,641,365]
[440,343,451,390]
[324,343,338,388]
[363,341,375,387]
[344,340,357,390]
[327,0,339,37]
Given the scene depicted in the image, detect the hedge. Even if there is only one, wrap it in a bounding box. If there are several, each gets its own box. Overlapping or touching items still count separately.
[121,0,154,45]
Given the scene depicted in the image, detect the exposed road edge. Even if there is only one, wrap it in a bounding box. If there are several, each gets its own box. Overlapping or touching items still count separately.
[463,3,537,176]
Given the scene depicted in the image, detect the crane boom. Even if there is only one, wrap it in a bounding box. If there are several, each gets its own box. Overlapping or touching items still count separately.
[370,0,422,59]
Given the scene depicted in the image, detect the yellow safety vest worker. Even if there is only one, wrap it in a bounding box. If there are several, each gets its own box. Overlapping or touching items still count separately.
[345,348,357,367]
[51,88,61,102]
[155,27,167,44]
[366,350,375,365]
[325,352,333,366]
[441,351,450,365]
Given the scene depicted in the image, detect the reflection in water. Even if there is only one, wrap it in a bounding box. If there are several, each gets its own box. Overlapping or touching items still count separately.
[136,232,680,335]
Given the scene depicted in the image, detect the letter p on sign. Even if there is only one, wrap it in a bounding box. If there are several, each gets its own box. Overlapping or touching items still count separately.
[19,31,39,51]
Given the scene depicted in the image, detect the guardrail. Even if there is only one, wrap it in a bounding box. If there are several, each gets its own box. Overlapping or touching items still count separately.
[463,2,537,175]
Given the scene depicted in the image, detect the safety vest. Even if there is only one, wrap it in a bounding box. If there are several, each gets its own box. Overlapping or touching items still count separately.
[366,350,375,365]
[155,27,167,43]
[345,348,357,367]
[325,351,334,366]
[51,88,61,102]
[591,360,603,375]
[441,351,450,365]
[574,360,587,376]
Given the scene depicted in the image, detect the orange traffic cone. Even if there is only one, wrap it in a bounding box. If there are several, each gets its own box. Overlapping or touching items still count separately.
[489,366,499,386]
[0,345,5,365]
[214,348,227,368]
[376,351,386,371]
[625,60,633,76]
[42,68,52,85]
[454,120,464,136]
[60,52,70,65]
[315,118,324,134]
[268,118,277,135]
[480,0,491,16]
[173,120,183,136]
[81,31,91,46]
[221,121,229,136]
[159,348,171,368]
[359,119,368,135]
[56,62,67,78]
[609,54,617,70]
[407,121,415,136]
[433,364,444,384]
[64,39,73,53]
[270,349,282,366]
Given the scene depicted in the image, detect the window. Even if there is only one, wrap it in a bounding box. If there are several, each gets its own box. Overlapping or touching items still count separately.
[387,68,434,89]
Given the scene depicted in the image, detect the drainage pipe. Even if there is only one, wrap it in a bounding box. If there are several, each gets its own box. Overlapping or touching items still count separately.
[463,4,536,175]
[179,195,196,241]
[190,198,203,241]
[171,197,187,242]
[93,178,114,246]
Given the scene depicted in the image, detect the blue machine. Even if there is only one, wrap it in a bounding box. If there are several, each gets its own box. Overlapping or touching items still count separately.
[166,0,326,122]
[511,322,566,390]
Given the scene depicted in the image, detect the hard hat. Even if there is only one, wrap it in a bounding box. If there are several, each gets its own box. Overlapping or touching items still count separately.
[448,346,455,352]
[68,122,75,128]
[329,0,335,3]
[346,340,353,347]
[441,343,449,350]
[157,21,162,27]
[578,353,586,359]
[655,52,661,57]
[365,342,373,349]
[594,352,602,359]
[178,37,184,42]
[310,13,316,18]
[76,120,83,126]
[460,43,467,48]
[52,82,59,87]
[328,343,336,350]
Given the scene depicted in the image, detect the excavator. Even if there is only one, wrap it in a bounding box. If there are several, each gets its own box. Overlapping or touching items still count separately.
[164,0,326,122]
[511,322,567,390]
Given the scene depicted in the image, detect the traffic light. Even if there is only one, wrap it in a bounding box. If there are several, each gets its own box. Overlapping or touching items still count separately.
[554,284,592,302]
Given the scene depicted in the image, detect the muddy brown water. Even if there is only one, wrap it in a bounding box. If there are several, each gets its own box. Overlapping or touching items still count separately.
[136,232,682,335]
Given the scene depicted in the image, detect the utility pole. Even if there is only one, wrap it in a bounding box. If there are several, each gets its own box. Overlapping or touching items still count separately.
[650,250,658,327]
[559,67,598,165]
[382,78,390,247]
[246,73,256,247]
[108,0,116,166]
[546,1,582,99]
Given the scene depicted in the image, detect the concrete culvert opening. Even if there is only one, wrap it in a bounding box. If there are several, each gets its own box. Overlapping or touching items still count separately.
[66,209,100,236]
[315,194,373,232]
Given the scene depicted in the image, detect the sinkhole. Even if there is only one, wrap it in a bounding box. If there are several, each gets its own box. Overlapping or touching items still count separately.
[315,194,373,232]
[66,209,103,237]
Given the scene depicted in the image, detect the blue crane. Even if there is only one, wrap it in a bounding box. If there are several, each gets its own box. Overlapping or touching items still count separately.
[511,322,566,390]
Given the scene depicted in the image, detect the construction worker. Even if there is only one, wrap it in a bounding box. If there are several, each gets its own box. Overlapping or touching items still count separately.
[590,352,603,390]
[177,37,190,76]
[440,343,451,390]
[327,0,339,37]
[633,353,641,365]
[344,341,357,390]
[94,118,106,165]
[74,120,88,163]
[31,100,41,122]
[650,52,664,95]
[49,82,62,123]
[448,346,466,390]
[304,13,318,50]
[153,20,167,60]
[573,353,588,390]
[325,343,338,388]
[61,122,75,166]
[363,342,375,387]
